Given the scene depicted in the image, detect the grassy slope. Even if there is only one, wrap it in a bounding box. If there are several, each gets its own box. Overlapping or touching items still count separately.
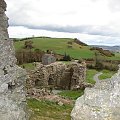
[28,99,73,120]
[14,37,120,60]
[14,38,95,59]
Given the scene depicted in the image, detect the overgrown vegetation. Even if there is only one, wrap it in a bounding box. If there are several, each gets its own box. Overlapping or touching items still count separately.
[90,47,115,57]
[62,53,71,61]
[87,52,119,71]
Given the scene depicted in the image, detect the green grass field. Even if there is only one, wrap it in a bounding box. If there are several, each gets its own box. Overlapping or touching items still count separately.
[14,37,120,60]
[14,37,95,59]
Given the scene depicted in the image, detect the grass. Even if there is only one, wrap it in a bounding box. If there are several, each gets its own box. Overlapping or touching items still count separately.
[99,70,116,80]
[14,37,120,60]
[14,38,95,59]
[58,90,84,100]
[20,63,35,70]
[27,98,73,120]
[106,52,120,60]
[86,69,98,84]
[86,69,116,83]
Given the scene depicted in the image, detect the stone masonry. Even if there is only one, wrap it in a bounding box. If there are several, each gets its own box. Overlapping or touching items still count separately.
[28,62,86,90]
[0,0,27,120]
[71,65,120,120]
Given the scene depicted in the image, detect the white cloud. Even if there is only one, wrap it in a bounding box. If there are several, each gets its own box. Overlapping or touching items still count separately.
[5,0,120,45]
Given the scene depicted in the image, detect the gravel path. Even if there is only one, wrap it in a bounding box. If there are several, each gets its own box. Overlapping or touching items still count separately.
[93,72,103,83]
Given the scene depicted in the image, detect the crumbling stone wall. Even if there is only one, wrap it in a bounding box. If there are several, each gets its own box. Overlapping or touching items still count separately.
[71,65,120,120]
[28,62,86,90]
[0,0,27,120]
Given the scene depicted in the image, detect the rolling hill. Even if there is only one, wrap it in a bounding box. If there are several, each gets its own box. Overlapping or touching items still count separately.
[13,37,120,60]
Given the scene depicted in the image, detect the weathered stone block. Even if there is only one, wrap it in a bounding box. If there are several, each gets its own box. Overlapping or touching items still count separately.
[71,66,120,120]
[0,0,27,120]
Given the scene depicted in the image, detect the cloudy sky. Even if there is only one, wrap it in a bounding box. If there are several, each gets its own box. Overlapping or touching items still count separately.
[5,0,120,46]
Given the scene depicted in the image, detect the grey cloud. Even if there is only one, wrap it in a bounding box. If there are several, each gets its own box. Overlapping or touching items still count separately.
[5,0,120,46]
[9,22,120,37]
[6,0,120,38]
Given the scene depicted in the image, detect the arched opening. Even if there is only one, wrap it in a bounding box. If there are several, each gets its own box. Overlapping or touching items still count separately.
[35,79,40,86]
[48,77,54,85]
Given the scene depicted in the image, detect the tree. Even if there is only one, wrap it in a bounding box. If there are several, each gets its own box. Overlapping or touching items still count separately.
[63,53,71,61]
[95,52,103,70]
[24,40,33,49]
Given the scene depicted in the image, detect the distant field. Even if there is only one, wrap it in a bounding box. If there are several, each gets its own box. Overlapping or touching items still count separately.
[106,52,120,60]
[14,37,120,60]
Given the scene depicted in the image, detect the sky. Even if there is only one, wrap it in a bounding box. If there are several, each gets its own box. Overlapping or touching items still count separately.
[5,0,120,46]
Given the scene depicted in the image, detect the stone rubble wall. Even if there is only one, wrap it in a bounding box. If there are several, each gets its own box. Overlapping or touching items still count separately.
[0,0,27,120]
[28,62,86,90]
[71,65,120,120]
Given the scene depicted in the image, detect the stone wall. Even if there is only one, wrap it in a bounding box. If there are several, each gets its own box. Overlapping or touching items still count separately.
[0,0,27,120]
[28,62,86,90]
[71,65,120,120]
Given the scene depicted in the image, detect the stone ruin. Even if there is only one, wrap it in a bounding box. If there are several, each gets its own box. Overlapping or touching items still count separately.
[42,54,56,65]
[3,0,120,119]
[71,65,120,120]
[0,0,27,120]
[27,62,87,94]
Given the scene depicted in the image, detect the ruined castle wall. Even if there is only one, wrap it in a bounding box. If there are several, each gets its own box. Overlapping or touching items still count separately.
[28,62,86,90]
[0,0,27,120]
[67,62,86,89]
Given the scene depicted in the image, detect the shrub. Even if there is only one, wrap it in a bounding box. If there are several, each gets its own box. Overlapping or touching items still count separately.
[62,53,71,61]
[90,47,115,57]
[24,40,34,49]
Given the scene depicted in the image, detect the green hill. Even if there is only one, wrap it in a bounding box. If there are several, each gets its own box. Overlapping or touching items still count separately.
[13,37,120,60]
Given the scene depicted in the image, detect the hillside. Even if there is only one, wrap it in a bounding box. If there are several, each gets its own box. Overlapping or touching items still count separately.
[13,37,120,60]
[91,45,120,53]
